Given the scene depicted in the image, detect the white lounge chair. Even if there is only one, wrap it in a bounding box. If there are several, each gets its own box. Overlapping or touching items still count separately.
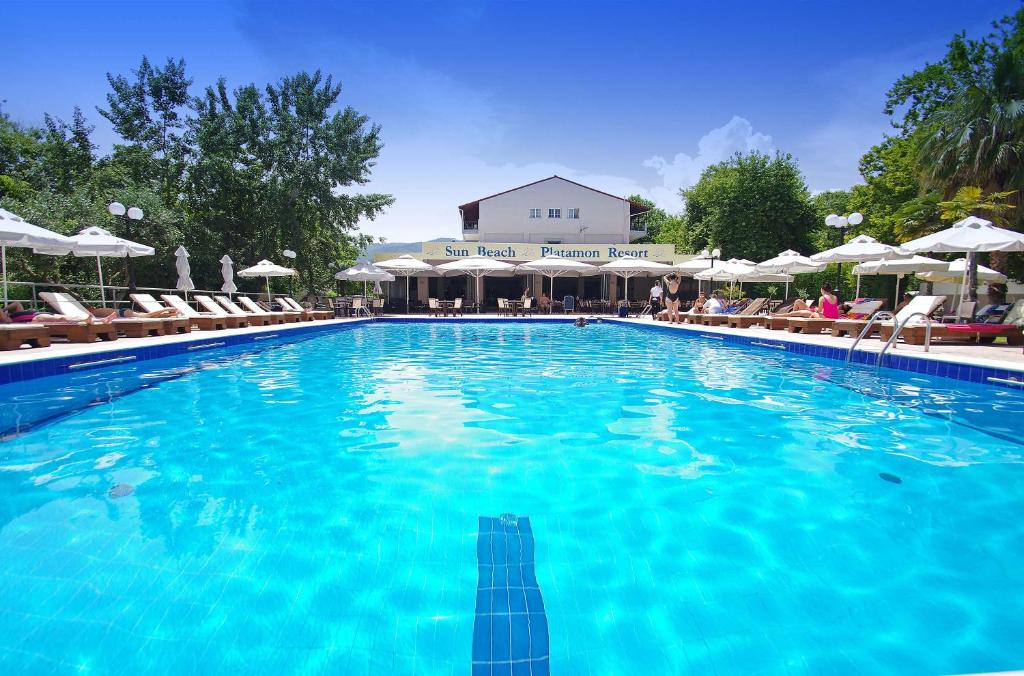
[41,292,164,338]
[192,295,249,328]
[156,294,229,331]
[236,295,291,323]
[213,295,277,326]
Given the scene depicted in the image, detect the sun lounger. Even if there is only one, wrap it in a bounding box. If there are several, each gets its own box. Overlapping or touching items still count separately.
[279,296,322,320]
[128,293,192,334]
[214,295,278,326]
[705,298,766,327]
[159,295,229,330]
[766,315,792,330]
[726,314,769,329]
[939,300,1023,344]
[236,296,291,323]
[191,295,250,328]
[0,325,51,350]
[41,292,163,338]
[786,300,884,335]
[855,295,948,345]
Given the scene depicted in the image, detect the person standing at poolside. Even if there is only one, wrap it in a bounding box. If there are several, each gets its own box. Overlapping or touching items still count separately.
[663,273,683,323]
[649,279,664,317]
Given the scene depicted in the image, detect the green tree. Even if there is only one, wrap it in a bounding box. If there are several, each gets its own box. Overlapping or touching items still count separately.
[679,151,818,262]
[185,71,393,293]
[886,9,1024,294]
[41,107,95,195]
[98,56,193,201]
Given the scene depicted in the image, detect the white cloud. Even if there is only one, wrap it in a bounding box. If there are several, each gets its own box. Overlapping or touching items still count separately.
[641,116,775,213]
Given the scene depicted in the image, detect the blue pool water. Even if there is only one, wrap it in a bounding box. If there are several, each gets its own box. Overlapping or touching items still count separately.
[1,321,1022,674]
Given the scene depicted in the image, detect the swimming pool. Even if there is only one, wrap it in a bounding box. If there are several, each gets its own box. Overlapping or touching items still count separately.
[1,321,1021,673]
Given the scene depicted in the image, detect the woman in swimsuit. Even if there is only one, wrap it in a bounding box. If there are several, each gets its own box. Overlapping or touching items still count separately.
[1,301,113,324]
[663,273,683,324]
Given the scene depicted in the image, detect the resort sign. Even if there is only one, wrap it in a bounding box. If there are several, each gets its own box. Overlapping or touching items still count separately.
[419,242,677,263]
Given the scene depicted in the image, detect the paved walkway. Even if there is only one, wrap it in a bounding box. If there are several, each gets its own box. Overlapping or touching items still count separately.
[608,317,1024,374]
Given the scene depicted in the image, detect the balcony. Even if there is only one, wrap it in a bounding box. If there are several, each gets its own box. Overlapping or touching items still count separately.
[462,220,479,240]
[629,223,647,241]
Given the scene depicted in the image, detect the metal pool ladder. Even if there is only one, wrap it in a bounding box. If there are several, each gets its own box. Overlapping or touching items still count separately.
[846,311,936,366]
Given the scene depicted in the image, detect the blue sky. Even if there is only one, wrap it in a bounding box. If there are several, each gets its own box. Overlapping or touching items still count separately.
[3,0,1018,242]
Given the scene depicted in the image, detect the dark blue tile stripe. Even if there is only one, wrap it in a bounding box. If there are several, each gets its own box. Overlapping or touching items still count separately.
[0,320,367,386]
[472,516,549,676]
[610,319,1024,390]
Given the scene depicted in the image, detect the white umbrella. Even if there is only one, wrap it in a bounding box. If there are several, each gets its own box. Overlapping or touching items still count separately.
[220,255,237,295]
[755,249,825,298]
[337,262,395,297]
[238,259,296,303]
[34,226,154,306]
[811,234,906,299]
[174,246,194,298]
[376,254,436,314]
[899,216,1024,305]
[852,255,948,307]
[0,208,74,305]
[516,255,598,304]
[599,256,674,302]
[674,257,715,275]
[436,255,517,314]
[693,259,759,297]
[915,258,1007,283]
[898,216,1024,254]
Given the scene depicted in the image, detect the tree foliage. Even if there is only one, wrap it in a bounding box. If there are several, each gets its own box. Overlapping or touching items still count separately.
[678,152,818,262]
[0,58,391,299]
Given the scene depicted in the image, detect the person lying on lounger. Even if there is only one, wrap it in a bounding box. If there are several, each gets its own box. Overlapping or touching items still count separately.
[1,301,114,324]
[771,298,815,317]
[90,306,181,319]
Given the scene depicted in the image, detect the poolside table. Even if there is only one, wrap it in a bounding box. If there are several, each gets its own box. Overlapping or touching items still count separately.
[507,300,524,316]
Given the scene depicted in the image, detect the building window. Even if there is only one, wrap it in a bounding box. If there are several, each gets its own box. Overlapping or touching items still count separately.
[548,208,561,218]
[567,208,580,219]
[529,208,542,219]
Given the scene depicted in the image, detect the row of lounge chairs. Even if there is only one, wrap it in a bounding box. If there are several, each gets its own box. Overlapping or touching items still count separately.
[0,292,335,350]
[676,295,1024,346]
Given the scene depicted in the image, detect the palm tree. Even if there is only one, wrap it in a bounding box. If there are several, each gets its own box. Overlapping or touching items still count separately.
[915,15,1024,299]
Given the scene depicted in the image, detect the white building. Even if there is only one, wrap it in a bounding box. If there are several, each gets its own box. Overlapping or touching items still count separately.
[458,176,649,243]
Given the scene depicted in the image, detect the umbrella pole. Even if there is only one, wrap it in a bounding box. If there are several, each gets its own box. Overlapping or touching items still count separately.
[784,280,789,299]
[266,276,271,305]
[1,245,7,307]
[477,275,481,314]
[855,274,861,299]
[406,275,410,314]
[97,255,106,307]
[894,274,902,308]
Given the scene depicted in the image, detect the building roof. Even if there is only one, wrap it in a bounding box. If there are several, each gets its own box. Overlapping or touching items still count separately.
[457,176,649,222]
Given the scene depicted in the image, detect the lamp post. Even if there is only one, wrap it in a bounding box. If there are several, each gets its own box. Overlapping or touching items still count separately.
[108,201,144,292]
[282,249,296,297]
[824,212,862,298]
[697,247,721,294]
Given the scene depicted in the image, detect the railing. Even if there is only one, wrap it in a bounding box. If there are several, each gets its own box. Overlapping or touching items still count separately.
[629,224,647,232]
[846,310,937,367]
[1,279,316,311]
[847,311,893,363]
[877,311,935,364]
[462,221,479,231]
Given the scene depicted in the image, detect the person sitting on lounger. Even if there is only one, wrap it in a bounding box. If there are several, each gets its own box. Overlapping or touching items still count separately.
[773,284,839,319]
[702,291,725,314]
[2,301,114,324]
[689,292,707,315]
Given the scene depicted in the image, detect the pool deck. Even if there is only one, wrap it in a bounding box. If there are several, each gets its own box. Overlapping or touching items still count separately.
[1,313,1022,380]
[607,317,1024,374]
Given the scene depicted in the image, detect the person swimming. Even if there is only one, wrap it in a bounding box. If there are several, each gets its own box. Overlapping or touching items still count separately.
[574,317,588,327]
